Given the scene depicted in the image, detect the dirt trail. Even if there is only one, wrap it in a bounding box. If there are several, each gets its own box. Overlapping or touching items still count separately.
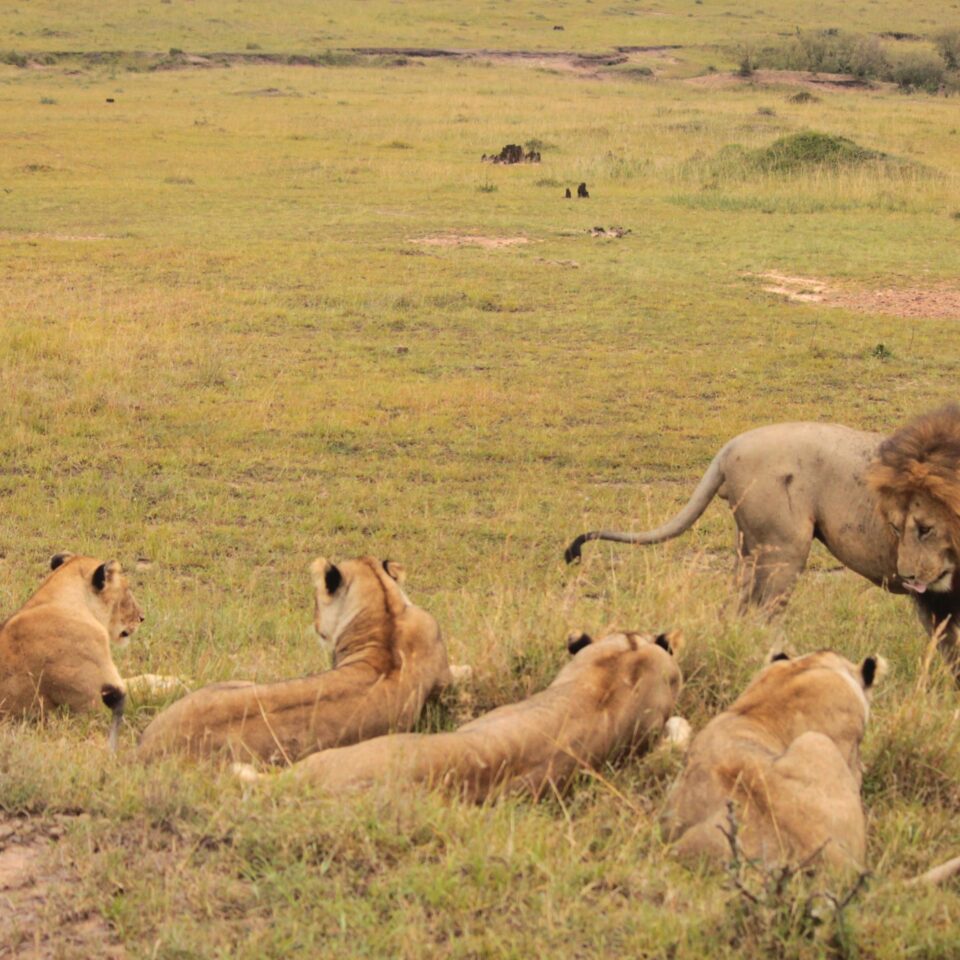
[753,272,960,320]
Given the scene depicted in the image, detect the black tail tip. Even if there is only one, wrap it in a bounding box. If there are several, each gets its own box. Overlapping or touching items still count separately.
[564,537,585,564]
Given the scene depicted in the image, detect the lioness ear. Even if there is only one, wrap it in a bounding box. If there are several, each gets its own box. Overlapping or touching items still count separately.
[50,552,73,571]
[654,630,684,657]
[309,557,342,593]
[567,631,592,655]
[92,560,121,592]
[861,655,889,689]
[768,651,791,664]
[318,560,342,595]
[382,560,406,584]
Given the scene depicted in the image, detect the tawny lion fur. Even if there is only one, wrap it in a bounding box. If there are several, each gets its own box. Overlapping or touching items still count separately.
[138,557,454,764]
[0,553,143,745]
[661,650,886,871]
[566,406,960,678]
[265,629,684,801]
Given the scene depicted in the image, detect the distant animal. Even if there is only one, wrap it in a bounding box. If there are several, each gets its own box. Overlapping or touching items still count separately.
[564,188,572,198]
[577,182,589,198]
[238,628,686,800]
[0,553,144,749]
[138,557,459,763]
[566,407,960,679]
[661,648,886,870]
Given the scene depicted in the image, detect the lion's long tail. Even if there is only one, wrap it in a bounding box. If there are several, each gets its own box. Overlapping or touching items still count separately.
[564,448,727,564]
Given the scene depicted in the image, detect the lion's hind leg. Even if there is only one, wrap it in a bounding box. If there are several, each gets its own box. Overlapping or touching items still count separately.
[733,514,814,616]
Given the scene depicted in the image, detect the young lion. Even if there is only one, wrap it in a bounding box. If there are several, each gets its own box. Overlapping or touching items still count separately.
[254,629,685,801]
[138,556,456,764]
[661,649,886,871]
[0,552,144,749]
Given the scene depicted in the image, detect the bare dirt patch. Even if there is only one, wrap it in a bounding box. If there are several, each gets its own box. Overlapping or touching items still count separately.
[687,69,893,93]
[0,816,124,960]
[410,235,530,249]
[752,272,960,319]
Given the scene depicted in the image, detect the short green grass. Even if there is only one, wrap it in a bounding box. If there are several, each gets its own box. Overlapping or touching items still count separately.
[1,2,959,957]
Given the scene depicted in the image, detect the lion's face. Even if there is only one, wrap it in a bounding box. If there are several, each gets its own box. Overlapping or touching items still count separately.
[48,553,144,646]
[96,561,145,646]
[886,493,958,594]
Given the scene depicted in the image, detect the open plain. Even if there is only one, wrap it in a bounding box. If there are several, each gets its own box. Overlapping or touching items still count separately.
[1,1,959,956]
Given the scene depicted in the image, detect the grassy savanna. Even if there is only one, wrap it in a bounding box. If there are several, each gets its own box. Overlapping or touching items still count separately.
[1,1,960,956]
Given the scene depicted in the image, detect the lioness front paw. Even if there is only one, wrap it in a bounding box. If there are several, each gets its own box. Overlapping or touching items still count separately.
[124,674,190,702]
[231,762,262,784]
[449,664,473,683]
[663,716,692,751]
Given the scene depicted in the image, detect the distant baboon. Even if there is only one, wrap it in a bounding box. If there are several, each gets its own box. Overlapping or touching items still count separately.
[577,182,589,198]
[564,188,572,198]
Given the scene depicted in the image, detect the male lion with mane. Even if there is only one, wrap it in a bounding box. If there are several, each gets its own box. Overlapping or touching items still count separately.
[240,628,687,801]
[0,552,143,749]
[138,556,457,763]
[661,648,886,871]
[566,406,960,677]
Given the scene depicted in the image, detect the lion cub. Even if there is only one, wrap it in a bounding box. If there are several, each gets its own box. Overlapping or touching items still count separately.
[138,557,455,763]
[661,649,886,871]
[259,629,685,801]
[0,553,144,748]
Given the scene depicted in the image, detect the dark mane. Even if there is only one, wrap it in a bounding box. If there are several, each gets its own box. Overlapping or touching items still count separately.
[866,405,960,547]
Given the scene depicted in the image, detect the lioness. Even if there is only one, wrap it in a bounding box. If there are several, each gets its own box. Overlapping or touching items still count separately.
[0,553,144,749]
[566,407,960,675]
[259,628,685,801]
[138,556,455,763]
[661,649,886,870]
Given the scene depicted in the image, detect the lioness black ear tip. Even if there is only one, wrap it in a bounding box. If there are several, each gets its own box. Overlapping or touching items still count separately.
[862,654,889,688]
[567,631,592,655]
[50,552,72,571]
[654,633,672,655]
[769,651,791,664]
[92,563,107,592]
[324,564,343,595]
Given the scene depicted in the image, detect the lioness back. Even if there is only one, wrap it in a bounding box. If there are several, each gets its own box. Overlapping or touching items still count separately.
[283,629,684,801]
[138,556,453,763]
[0,552,142,722]
[662,649,886,871]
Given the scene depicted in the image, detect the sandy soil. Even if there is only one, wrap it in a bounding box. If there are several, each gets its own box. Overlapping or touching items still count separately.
[753,272,960,320]
[0,816,124,960]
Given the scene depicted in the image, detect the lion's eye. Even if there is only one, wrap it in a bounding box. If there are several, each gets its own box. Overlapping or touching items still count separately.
[916,523,932,540]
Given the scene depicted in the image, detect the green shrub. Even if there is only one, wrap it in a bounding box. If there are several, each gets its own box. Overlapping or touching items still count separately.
[749,131,884,173]
[933,26,960,70]
[891,51,945,92]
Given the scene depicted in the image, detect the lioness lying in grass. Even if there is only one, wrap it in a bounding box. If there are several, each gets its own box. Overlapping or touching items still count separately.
[237,628,686,801]
[139,556,457,763]
[661,649,886,871]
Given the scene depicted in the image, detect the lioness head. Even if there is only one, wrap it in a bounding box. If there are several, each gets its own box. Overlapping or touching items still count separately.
[49,552,145,646]
[753,649,888,718]
[309,556,408,652]
[561,628,685,746]
[867,405,960,595]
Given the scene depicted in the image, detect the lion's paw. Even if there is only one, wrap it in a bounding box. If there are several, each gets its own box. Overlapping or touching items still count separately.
[124,674,190,702]
[663,716,692,751]
[449,664,473,683]
[231,762,262,784]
